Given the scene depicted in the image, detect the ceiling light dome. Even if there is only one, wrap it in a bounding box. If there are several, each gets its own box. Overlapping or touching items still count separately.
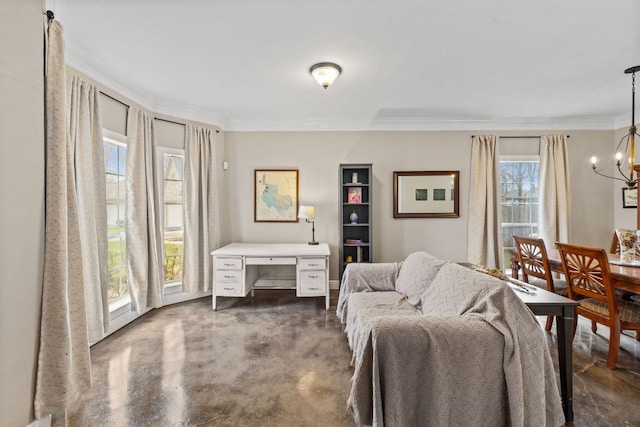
[310,62,342,89]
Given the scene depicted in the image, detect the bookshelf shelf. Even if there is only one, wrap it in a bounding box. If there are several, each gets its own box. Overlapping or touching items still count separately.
[339,163,373,281]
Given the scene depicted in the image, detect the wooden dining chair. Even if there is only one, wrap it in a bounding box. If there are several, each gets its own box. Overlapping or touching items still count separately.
[610,231,620,254]
[513,235,567,331]
[556,242,640,369]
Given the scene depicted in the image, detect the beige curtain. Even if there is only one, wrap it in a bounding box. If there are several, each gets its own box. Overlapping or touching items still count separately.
[538,134,571,248]
[467,135,503,269]
[67,73,109,343]
[35,19,94,421]
[126,108,163,312]
[183,125,220,292]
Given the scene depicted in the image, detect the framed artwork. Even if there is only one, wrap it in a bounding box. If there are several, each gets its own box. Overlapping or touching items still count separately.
[254,169,299,222]
[347,187,362,204]
[393,170,460,218]
[622,187,637,208]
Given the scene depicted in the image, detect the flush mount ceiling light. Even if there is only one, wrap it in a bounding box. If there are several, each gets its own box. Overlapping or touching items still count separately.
[310,62,342,89]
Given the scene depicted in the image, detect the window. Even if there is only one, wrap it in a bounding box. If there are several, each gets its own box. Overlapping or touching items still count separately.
[500,157,539,268]
[104,136,127,302]
[161,151,185,285]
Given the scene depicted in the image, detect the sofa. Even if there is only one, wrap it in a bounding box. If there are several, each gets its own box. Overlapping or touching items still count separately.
[336,251,565,427]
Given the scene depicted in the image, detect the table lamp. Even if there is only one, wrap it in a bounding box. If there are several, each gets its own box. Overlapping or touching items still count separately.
[298,205,319,245]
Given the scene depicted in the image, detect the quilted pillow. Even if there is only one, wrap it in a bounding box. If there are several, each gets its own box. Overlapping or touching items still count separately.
[395,251,448,308]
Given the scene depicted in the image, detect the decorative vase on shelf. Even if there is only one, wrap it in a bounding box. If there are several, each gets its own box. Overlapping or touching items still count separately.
[616,228,638,263]
[349,211,358,224]
[352,172,358,183]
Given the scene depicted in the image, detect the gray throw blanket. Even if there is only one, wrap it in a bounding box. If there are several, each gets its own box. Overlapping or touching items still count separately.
[348,262,565,427]
[337,262,400,323]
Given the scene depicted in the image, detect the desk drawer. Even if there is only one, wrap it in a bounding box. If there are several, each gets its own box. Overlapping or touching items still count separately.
[246,257,296,265]
[299,270,326,295]
[215,281,243,296]
[299,258,326,270]
[215,257,242,270]
[215,270,243,283]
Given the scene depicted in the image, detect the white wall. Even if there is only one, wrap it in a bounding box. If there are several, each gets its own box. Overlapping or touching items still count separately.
[0,0,45,425]
[224,130,614,279]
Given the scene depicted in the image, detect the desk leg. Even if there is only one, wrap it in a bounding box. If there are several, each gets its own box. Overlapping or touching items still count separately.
[556,306,575,422]
[212,295,217,311]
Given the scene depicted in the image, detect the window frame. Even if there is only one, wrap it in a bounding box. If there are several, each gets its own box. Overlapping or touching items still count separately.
[103,129,129,310]
[157,146,186,293]
[499,154,540,271]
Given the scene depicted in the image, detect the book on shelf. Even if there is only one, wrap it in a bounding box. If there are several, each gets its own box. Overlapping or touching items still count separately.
[345,239,363,244]
[347,187,362,203]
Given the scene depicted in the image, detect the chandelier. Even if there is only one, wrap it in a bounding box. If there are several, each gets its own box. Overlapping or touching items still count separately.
[590,65,640,188]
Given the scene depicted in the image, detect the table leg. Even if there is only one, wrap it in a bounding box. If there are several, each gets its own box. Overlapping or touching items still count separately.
[555,306,575,422]
[325,291,330,310]
[212,295,217,311]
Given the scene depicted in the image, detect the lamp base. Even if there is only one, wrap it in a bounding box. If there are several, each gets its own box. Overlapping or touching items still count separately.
[308,241,319,245]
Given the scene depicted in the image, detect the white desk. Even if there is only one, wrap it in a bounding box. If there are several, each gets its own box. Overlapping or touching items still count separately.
[211,243,331,310]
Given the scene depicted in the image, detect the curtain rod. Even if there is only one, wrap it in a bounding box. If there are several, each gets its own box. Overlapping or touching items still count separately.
[155,117,220,133]
[99,92,220,133]
[471,135,570,139]
[154,117,185,127]
[99,91,129,108]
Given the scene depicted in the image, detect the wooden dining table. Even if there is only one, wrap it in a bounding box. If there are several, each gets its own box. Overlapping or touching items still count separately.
[510,247,640,295]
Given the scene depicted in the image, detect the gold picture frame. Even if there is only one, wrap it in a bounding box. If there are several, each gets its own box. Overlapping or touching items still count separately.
[254,169,299,222]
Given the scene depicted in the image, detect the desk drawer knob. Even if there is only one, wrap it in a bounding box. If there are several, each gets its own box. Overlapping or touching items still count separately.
[224,275,235,279]
[308,275,319,279]
[223,287,234,291]
[308,287,320,291]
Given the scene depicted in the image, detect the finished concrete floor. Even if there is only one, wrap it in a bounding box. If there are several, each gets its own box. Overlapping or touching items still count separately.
[67,291,640,426]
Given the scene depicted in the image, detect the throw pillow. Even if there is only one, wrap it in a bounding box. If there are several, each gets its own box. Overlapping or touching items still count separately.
[395,251,448,308]
[420,262,506,316]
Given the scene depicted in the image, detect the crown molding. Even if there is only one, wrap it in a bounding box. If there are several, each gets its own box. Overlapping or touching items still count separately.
[225,116,622,132]
[64,39,634,133]
[64,41,229,130]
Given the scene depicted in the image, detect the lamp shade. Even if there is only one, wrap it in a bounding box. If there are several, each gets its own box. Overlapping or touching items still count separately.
[310,62,342,89]
[297,205,315,220]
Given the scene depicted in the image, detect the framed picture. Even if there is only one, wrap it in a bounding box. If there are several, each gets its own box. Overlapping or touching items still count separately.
[393,170,460,218]
[254,169,299,222]
[622,187,637,208]
[347,187,362,204]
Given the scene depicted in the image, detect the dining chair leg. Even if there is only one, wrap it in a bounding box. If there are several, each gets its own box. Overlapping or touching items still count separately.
[572,316,578,338]
[636,331,640,342]
[545,315,553,332]
[591,320,597,333]
[606,322,621,369]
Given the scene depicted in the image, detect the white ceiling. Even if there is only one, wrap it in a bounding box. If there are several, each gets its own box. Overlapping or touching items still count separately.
[49,0,640,132]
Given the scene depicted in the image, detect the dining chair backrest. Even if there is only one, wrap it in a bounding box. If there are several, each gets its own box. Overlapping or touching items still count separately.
[513,235,554,288]
[610,232,620,254]
[555,242,618,308]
